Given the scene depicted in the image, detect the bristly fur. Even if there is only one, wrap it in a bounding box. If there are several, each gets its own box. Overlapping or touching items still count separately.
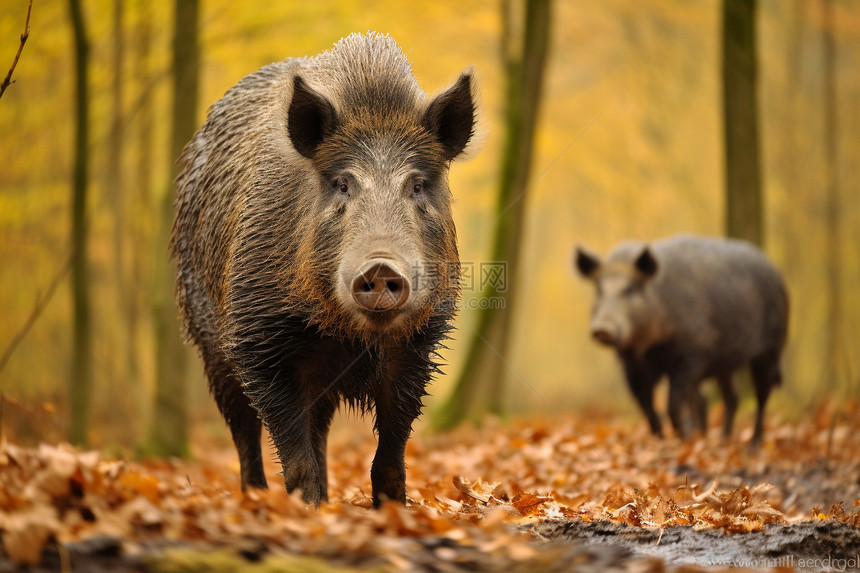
[170,32,477,506]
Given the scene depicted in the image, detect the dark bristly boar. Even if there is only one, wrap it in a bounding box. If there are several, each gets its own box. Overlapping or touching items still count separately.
[575,235,789,445]
[171,33,478,506]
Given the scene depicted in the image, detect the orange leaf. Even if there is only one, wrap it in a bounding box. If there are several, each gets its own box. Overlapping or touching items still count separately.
[511,492,549,516]
[118,470,161,503]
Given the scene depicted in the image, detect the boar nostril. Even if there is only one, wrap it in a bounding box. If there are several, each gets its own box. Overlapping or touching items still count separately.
[592,329,615,346]
[351,260,410,311]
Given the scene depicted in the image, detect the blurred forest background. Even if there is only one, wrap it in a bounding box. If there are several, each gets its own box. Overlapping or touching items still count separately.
[0,0,857,451]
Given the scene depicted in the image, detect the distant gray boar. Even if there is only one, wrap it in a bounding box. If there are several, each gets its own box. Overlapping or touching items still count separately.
[171,33,478,506]
[575,235,788,444]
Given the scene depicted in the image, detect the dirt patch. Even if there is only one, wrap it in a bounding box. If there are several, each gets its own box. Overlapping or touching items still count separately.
[532,518,860,570]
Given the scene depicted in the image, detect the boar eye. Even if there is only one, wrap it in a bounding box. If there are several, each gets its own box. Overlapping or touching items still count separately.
[334,178,349,195]
[412,181,424,195]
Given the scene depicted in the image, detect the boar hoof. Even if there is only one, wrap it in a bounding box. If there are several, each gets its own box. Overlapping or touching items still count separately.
[371,466,406,507]
[282,462,323,506]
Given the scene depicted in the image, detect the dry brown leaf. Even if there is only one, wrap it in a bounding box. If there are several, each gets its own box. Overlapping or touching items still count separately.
[511,492,550,516]
[0,505,60,565]
[602,482,635,511]
[452,476,501,504]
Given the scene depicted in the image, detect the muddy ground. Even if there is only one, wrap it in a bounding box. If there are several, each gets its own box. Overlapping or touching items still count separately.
[533,519,860,571]
[4,518,858,572]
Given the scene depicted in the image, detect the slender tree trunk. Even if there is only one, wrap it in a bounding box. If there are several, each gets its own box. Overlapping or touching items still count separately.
[108,0,124,285]
[68,0,92,446]
[148,0,200,457]
[821,0,842,388]
[434,0,551,430]
[723,0,763,246]
[131,0,154,443]
[781,0,805,395]
[104,0,132,429]
[781,2,803,260]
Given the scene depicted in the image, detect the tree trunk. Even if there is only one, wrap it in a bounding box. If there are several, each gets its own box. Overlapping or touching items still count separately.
[780,0,805,398]
[68,0,91,446]
[131,0,154,444]
[821,0,842,389]
[148,0,200,457]
[722,0,763,246]
[104,0,133,434]
[108,0,124,289]
[434,0,552,430]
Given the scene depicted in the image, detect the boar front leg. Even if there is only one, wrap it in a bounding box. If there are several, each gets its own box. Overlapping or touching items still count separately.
[244,370,323,506]
[202,351,267,490]
[370,419,409,506]
[310,398,337,502]
[622,357,663,437]
[371,371,425,506]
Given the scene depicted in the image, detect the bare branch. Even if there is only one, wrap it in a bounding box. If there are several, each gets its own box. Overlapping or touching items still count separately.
[0,250,75,379]
[0,0,33,100]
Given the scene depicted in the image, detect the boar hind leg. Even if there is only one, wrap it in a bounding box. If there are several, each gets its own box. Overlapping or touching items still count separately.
[690,389,708,434]
[715,373,738,439]
[667,363,706,439]
[749,350,781,446]
[204,356,267,490]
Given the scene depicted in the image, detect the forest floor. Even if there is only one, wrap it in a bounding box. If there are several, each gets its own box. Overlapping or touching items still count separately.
[0,402,858,572]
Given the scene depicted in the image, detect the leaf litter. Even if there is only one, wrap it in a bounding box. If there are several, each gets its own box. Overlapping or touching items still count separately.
[0,402,858,571]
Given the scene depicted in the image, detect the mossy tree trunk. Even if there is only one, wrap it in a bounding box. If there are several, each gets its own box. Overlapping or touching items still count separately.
[434,0,552,430]
[68,0,92,447]
[148,0,200,457]
[820,0,844,390]
[723,0,763,246]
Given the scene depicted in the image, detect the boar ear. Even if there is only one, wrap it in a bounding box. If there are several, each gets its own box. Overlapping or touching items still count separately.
[575,246,601,278]
[288,76,338,159]
[634,247,659,277]
[423,70,476,161]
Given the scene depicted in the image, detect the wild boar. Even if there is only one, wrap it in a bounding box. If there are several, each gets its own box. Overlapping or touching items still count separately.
[171,33,478,505]
[575,235,788,444]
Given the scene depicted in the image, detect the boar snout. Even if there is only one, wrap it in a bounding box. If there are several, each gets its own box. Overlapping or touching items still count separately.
[351,259,411,311]
[591,325,618,346]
